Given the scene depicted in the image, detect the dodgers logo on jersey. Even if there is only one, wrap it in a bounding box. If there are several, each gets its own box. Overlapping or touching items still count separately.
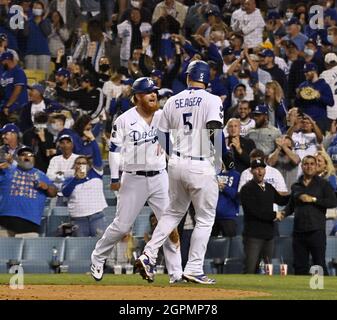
[129,127,159,146]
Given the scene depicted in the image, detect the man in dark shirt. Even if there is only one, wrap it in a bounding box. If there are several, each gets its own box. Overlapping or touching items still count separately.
[283,155,337,275]
[240,159,289,274]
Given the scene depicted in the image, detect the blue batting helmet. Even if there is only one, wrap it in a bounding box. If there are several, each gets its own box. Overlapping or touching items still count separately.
[132,77,159,94]
[186,60,210,85]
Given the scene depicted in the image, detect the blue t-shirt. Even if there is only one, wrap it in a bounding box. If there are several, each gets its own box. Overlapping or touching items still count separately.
[0,165,52,225]
[0,65,28,111]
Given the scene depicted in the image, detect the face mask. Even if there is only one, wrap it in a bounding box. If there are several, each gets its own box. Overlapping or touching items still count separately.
[285,12,293,19]
[32,8,43,16]
[130,0,141,8]
[99,64,110,72]
[304,48,314,56]
[328,35,334,44]
[51,123,63,131]
[18,160,34,170]
[35,123,47,130]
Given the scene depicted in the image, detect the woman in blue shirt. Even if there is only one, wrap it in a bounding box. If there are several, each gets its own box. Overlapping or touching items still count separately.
[23,1,51,75]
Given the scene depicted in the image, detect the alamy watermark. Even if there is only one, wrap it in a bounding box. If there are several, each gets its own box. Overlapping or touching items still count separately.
[9,265,24,290]
[309,265,324,290]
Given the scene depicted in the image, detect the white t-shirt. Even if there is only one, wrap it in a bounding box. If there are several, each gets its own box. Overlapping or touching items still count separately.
[319,65,337,120]
[31,100,46,123]
[238,165,288,192]
[102,81,123,111]
[292,131,318,160]
[109,107,166,179]
[159,87,223,158]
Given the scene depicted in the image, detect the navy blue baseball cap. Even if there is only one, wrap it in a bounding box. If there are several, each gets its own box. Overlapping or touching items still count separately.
[28,84,45,96]
[0,33,7,41]
[0,51,14,61]
[267,11,281,20]
[56,68,70,78]
[258,49,275,58]
[0,123,20,134]
[285,17,300,26]
[251,159,266,169]
[205,9,221,18]
[17,145,35,156]
[252,105,268,115]
[303,63,318,73]
[222,47,234,56]
[132,77,159,94]
[151,69,163,79]
[57,134,73,143]
[121,78,134,86]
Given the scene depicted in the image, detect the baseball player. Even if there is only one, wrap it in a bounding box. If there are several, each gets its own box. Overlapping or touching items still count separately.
[90,77,182,283]
[136,60,228,284]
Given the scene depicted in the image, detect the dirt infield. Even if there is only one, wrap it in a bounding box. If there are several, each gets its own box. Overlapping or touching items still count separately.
[0,285,270,300]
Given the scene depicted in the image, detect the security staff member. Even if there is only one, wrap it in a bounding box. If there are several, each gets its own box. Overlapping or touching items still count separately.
[283,155,337,275]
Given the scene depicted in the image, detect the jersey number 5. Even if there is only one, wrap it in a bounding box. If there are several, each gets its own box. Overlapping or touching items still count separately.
[183,112,193,135]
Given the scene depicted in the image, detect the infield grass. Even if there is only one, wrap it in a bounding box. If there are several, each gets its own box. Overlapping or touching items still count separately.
[0,274,336,300]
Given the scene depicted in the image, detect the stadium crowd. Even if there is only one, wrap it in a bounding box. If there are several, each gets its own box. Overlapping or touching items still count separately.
[1,0,337,275]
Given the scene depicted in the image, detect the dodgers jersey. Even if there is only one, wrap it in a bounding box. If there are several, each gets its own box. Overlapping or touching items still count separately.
[109,107,166,179]
[159,87,223,158]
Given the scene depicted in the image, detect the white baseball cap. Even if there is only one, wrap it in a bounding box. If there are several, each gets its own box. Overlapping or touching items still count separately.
[325,52,337,64]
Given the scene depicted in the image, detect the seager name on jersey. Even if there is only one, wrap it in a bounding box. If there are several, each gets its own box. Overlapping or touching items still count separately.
[175,97,202,108]
[129,128,158,146]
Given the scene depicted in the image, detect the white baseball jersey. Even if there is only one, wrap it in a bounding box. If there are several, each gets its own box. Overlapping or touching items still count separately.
[109,107,166,179]
[238,165,288,193]
[319,65,337,120]
[159,88,223,158]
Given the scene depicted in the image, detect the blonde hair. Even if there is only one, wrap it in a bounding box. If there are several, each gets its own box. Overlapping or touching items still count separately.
[315,150,336,177]
[265,81,284,106]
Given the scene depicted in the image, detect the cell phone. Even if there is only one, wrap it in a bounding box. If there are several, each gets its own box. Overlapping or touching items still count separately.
[67,56,73,66]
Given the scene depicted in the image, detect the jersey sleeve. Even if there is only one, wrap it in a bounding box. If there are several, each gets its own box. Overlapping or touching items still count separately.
[109,117,124,181]
[158,99,171,132]
[205,94,223,124]
[14,68,27,86]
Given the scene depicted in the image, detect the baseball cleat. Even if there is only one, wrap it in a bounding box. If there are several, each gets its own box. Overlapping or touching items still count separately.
[169,278,187,284]
[182,274,216,285]
[135,254,155,282]
[91,263,104,281]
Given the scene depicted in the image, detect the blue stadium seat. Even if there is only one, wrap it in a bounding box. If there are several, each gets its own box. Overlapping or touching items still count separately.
[21,238,65,273]
[46,215,70,236]
[0,238,24,273]
[205,237,230,274]
[63,237,98,273]
[278,217,294,237]
[224,236,245,274]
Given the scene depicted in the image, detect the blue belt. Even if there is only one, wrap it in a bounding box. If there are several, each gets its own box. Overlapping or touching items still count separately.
[173,151,205,161]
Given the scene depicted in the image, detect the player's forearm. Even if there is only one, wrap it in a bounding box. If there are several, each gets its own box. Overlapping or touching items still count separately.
[109,151,121,181]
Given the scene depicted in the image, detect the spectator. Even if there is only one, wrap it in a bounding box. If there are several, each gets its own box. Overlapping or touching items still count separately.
[282,17,308,52]
[23,1,52,74]
[240,159,288,274]
[0,123,22,161]
[212,154,240,238]
[0,146,57,237]
[120,0,152,23]
[22,112,56,173]
[246,104,282,156]
[222,47,236,74]
[102,70,124,114]
[19,84,62,133]
[233,0,265,49]
[238,148,288,194]
[46,134,78,203]
[282,155,337,275]
[225,84,249,120]
[48,112,75,141]
[62,142,108,237]
[224,118,256,173]
[319,53,337,127]
[152,0,188,28]
[0,51,28,126]
[264,80,288,133]
[48,10,70,63]
[265,11,286,45]
[0,33,19,61]
[207,61,227,103]
[327,25,337,54]
[303,39,324,74]
[48,0,82,35]
[315,150,337,191]
[258,49,287,94]
[237,100,256,136]
[267,135,301,191]
[54,73,105,121]
[73,19,113,72]
[117,7,151,67]
[246,53,272,86]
